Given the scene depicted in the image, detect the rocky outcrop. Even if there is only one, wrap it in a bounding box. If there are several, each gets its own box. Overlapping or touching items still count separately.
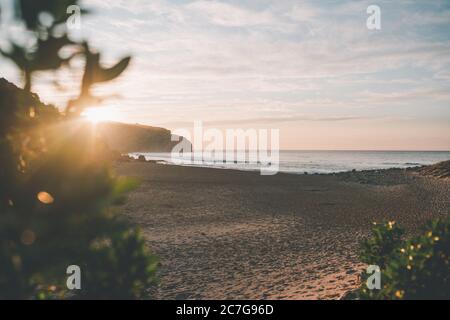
[96,122,191,153]
[0,78,190,154]
[415,160,450,180]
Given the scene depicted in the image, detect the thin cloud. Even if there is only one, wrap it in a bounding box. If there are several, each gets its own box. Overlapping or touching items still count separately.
[160,115,369,128]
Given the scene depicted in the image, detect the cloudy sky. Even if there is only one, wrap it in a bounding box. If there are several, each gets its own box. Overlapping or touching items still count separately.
[1,0,450,150]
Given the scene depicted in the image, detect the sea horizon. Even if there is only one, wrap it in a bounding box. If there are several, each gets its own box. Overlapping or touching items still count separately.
[130,150,450,174]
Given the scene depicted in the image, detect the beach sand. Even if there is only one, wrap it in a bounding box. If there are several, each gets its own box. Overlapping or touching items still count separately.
[115,162,449,300]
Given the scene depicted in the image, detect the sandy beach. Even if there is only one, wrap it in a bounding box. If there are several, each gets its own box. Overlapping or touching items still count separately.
[115,162,449,300]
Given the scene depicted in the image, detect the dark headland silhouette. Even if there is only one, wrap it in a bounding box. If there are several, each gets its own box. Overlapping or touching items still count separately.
[0,78,190,153]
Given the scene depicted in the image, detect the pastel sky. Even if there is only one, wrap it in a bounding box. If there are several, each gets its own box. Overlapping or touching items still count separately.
[1,0,450,150]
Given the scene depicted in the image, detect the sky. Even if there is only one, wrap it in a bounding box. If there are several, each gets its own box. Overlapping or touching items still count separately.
[1,0,450,150]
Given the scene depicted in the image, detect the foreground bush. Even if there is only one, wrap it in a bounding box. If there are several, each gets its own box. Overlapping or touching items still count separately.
[354,215,449,300]
[0,0,157,299]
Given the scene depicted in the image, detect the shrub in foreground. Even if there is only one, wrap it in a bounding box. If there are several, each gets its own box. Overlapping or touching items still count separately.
[0,0,157,299]
[354,215,449,299]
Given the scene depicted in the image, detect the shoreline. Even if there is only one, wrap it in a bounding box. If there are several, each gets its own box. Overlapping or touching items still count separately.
[115,160,449,299]
[124,154,450,180]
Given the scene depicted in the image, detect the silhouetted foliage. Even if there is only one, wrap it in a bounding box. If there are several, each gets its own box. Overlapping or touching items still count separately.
[353,216,449,300]
[0,1,157,299]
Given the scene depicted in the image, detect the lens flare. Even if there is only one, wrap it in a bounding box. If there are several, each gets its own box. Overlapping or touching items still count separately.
[82,107,119,124]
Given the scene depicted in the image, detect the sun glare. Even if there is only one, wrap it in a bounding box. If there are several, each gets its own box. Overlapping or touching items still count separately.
[82,107,119,124]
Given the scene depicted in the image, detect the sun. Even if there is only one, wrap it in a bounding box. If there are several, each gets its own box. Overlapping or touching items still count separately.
[82,107,119,124]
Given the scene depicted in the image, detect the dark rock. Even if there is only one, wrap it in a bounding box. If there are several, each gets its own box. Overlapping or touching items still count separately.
[415,160,450,180]
[95,122,192,153]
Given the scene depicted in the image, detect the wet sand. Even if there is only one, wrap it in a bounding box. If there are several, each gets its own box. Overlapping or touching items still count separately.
[115,162,449,300]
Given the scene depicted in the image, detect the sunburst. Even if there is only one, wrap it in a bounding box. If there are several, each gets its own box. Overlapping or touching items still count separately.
[82,107,119,124]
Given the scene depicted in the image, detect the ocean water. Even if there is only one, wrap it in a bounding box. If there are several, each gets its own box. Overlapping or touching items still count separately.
[129,151,450,174]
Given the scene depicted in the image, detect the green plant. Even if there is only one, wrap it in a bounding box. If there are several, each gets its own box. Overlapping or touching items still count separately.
[0,0,157,299]
[355,215,449,300]
[360,221,404,268]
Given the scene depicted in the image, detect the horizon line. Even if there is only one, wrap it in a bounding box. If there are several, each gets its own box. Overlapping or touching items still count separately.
[180,149,450,152]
